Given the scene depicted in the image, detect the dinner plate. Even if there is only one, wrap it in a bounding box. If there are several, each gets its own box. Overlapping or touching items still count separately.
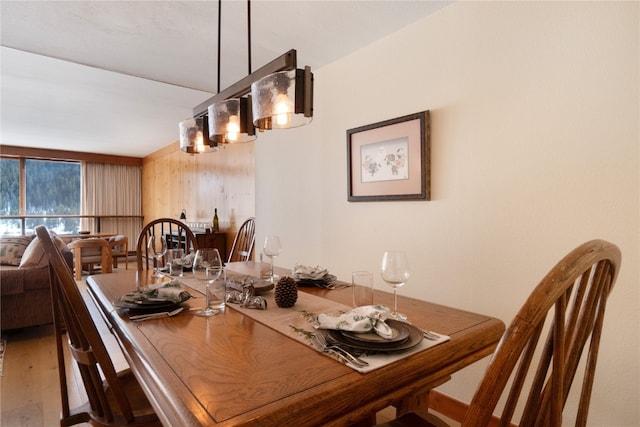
[115,299,180,312]
[327,320,423,352]
[341,323,410,344]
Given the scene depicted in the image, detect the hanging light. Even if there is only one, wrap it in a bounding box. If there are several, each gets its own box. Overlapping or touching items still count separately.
[207,1,256,144]
[179,117,219,154]
[251,66,313,130]
[208,97,256,143]
[181,0,314,155]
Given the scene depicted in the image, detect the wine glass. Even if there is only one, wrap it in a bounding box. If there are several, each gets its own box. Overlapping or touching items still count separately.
[380,251,410,320]
[147,235,167,278]
[193,248,223,317]
[263,235,282,284]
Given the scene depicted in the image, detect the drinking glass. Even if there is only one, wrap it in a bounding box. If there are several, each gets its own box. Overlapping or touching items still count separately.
[167,248,185,277]
[380,251,410,320]
[193,248,223,317]
[147,235,167,278]
[352,271,374,307]
[263,235,282,284]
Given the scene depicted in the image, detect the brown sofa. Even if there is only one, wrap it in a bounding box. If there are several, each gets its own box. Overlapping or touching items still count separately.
[0,234,73,331]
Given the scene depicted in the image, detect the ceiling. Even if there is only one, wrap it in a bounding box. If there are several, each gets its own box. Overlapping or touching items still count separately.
[1,1,450,158]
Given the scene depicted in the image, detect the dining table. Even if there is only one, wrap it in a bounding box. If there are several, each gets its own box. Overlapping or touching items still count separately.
[86,261,505,426]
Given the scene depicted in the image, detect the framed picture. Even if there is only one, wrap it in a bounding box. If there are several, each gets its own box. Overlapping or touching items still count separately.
[347,111,430,202]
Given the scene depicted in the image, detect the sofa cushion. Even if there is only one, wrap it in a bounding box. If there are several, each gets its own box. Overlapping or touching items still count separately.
[0,236,34,266]
[19,233,68,269]
[0,266,25,295]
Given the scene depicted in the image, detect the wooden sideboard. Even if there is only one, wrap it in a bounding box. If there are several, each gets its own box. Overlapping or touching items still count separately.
[164,230,227,261]
[195,231,227,261]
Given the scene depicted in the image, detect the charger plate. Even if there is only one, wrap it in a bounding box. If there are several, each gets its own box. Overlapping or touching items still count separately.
[342,322,410,344]
[327,320,423,352]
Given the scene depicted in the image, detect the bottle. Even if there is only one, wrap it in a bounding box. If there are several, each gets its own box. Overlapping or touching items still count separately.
[213,209,219,232]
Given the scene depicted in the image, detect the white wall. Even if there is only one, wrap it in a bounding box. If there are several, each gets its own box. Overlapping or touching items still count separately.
[255,2,639,425]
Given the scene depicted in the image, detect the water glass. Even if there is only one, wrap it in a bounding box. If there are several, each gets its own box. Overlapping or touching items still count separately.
[193,248,223,317]
[352,271,374,307]
[208,269,227,312]
[167,248,184,277]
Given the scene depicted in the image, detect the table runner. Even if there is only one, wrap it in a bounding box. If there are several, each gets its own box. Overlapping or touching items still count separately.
[178,276,449,373]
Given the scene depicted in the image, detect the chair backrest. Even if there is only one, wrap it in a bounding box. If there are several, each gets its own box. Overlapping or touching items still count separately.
[35,225,137,425]
[68,238,113,279]
[136,218,197,271]
[463,239,621,427]
[227,217,256,263]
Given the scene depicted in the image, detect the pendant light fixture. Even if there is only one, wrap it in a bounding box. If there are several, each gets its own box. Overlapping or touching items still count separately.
[208,0,256,144]
[181,1,314,154]
[251,66,313,130]
[179,116,219,154]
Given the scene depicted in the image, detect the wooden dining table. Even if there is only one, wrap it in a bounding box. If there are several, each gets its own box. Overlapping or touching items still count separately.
[86,262,505,426]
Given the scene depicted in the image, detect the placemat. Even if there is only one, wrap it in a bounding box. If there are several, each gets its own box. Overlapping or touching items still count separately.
[179,276,449,373]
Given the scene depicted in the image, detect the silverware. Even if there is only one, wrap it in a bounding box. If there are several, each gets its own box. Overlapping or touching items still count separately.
[421,329,440,341]
[310,333,369,367]
[130,307,184,321]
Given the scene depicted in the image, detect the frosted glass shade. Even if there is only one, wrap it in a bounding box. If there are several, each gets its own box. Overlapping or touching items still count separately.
[208,98,256,144]
[251,68,313,130]
[179,117,219,154]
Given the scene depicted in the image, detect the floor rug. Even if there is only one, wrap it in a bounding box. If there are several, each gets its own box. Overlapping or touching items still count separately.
[0,335,6,376]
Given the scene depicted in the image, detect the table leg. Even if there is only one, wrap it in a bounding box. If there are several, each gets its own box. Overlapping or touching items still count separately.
[393,375,451,416]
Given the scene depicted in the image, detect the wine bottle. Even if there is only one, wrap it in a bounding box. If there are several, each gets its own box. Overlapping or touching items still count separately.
[213,209,219,232]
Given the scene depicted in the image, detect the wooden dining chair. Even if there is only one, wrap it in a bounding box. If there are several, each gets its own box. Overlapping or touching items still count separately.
[68,238,113,280]
[136,218,197,271]
[109,235,129,269]
[227,216,256,263]
[378,239,621,427]
[35,225,160,427]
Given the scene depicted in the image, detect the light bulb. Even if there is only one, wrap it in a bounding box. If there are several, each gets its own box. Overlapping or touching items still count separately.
[226,115,240,142]
[195,131,205,152]
[275,94,291,126]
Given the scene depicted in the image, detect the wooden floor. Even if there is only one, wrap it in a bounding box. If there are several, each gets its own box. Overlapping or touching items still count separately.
[0,266,456,426]
[0,273,128,427]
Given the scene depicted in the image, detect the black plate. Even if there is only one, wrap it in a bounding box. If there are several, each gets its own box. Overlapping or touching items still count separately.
[326,320,423,352]
[126,302,181,316]
[114,299,179,311]
[341,323,410,344]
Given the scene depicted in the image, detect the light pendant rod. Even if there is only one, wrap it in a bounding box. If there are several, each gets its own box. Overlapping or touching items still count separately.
[247,0,252,75]
[193,49,297,117]
[217,0,221,93]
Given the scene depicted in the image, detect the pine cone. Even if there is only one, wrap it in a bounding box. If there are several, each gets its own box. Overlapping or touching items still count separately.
[275,276,298,308]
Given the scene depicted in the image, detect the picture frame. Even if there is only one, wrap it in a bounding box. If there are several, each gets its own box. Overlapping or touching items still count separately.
[347,110,430,202]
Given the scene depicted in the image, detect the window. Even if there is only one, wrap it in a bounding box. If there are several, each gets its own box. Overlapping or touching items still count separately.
[0,158,81,235]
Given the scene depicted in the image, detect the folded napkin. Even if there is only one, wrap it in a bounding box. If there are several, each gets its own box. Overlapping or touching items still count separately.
[181,252,195,268]
[315,305,393,339]
[291,264,337,285]
[115,280,192,306]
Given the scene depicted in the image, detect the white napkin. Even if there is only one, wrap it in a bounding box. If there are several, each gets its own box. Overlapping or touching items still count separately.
[315,305,394,339]
[292,264,337,282]
[156,285,191,303]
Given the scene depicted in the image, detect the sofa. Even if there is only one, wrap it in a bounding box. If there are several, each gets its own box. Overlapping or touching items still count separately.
[0,234,73,331]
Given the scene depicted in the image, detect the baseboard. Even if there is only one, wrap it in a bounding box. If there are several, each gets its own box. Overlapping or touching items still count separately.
[429,390,468,424]
[429,390,512,427]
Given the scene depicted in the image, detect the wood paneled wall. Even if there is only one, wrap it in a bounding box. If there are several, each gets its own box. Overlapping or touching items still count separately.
[142,141,255,254]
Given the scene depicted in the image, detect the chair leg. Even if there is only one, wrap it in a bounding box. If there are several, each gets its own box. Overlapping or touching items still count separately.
[74,254,82,280]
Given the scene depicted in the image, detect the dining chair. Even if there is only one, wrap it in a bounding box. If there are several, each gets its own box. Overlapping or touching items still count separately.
[378,239,621,427]
[35,225,161,427]
[109,235,129,269]
[136,218,197,271]
[68,238,113,280]
[227,216,255,263]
